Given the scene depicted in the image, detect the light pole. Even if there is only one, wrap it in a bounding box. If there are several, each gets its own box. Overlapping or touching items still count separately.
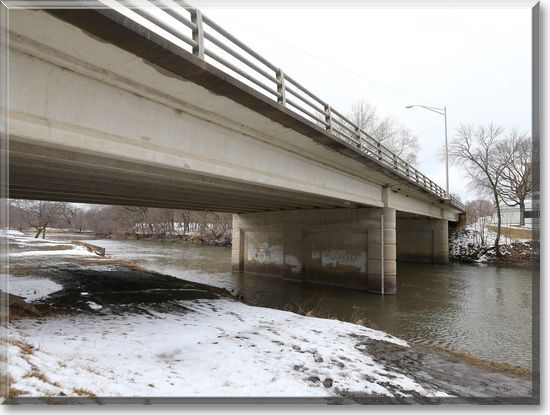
[405,105,449,197]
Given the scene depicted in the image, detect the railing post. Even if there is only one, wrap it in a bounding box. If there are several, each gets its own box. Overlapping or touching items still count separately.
[377,142,382,162]
[324,104,332,132]
[406,163,410,177]
[190,9,204,58]
[276,69,286,105]
[355,126,361,149]
[393,154,398,170]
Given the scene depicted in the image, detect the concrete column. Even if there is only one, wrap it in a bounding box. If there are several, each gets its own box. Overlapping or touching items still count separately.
[434,219,449,264]
[367,208,396,294]
[231,215,244,272]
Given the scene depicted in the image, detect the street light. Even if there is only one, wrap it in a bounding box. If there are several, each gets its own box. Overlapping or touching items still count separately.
[406,104,449,197]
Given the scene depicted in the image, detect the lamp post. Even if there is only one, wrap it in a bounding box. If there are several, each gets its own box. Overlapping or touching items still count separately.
[405,105,449,197]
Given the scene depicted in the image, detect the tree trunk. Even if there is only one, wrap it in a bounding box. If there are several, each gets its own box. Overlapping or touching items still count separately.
[42,223,47,239]
[493,191,501,256]
[34,227,42,239]
[519,201,525,227]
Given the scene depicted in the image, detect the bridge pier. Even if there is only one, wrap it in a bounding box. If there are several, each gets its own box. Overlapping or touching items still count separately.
[396,216,449,264]
[231,208,396,294]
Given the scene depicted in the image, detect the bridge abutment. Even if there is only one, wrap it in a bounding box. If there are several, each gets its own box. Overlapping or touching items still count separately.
[231,208,396,294]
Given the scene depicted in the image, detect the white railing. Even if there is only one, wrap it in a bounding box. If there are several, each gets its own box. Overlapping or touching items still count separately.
[100,0,465,211]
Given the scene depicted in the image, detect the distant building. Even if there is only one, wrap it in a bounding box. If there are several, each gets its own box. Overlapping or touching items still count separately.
[493,192,539,227]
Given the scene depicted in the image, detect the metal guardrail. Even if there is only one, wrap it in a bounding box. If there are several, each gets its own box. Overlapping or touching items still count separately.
[100,0,466,212]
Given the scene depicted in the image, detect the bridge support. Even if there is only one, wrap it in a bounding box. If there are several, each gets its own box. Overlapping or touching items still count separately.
[396,216,449,264]
[231,208,396,294]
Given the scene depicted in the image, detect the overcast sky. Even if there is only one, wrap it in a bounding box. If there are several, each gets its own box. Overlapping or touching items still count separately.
[189,2,533,202]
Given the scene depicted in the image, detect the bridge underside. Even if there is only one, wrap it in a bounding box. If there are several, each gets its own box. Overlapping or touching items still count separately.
[8,140,361,213]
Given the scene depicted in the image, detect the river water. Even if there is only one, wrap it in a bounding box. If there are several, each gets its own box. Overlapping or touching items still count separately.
[47,233,534,369]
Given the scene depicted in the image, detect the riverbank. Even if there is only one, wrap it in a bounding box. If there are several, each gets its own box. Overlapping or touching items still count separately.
[95,231,231,247]
[1,231,536,402]
[449,224,537,266]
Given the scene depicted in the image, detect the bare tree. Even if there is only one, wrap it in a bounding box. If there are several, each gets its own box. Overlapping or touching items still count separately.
[60,204,86,232]
[448,123,512,255]
[114,206,149,234]
[348,100,420,165]
[8,200,27,231]
[495,130,533,226]
[15,200,67,238]
[465,199,494,246]
[349,100,378,133]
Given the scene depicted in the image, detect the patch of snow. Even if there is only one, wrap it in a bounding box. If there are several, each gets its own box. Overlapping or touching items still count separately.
[7,275,63,301]
[475,255,487,263]
[77,264,119,272]
[1,229,26,236]
[6,299,449,398]
[9,247,93,257]
[86,301,103,311]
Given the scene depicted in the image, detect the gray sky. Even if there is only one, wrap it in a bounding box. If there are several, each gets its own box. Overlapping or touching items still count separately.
[193,2,533,202]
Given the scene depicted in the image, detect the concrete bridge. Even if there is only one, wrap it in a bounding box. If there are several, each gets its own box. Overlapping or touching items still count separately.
[5,1,465,294]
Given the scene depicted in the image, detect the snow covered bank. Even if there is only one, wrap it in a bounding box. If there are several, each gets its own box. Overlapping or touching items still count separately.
[449,224,536,265]
[6,299,449,399]
[5,230,96,258]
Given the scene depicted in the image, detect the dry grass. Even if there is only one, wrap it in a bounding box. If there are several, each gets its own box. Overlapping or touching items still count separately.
[6,266,37,277]
[9,387,26,397]
[23,369,61,387]
[488,225,538,240]
[72,387,97,397]
[9,338,35,355]
[429,344,532,378]
[6,375,26,397]
[84,365,103,376]
[77,257,151,274]
[352,317,382,332]
[28,245,74,252]
[279,296,340,321]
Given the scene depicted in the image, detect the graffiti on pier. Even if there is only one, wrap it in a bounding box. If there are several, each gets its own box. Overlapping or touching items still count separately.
[247,242,284,265]
[312,250,367,272]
